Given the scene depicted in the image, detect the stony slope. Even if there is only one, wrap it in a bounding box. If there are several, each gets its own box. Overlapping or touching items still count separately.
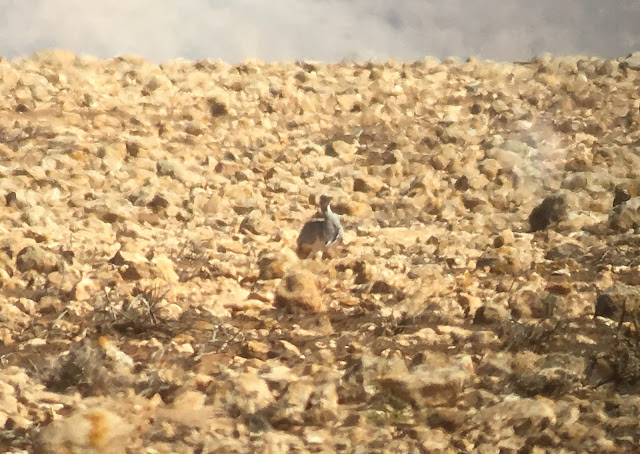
[0,49,640,452]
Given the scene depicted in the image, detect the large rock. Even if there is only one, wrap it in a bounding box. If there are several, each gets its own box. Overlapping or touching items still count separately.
[36,408,132,454]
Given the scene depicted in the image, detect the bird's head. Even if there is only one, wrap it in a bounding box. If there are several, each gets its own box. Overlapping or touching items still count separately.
[319,194,333,211]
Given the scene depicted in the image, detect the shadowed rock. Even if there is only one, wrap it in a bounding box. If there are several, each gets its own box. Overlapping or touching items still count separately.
[529,195,568,232]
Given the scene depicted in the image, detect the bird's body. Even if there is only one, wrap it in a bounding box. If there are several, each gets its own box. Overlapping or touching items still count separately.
[296,195,344,259]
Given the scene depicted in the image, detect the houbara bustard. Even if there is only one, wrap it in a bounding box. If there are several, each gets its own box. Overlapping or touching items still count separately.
[296,195,344,259]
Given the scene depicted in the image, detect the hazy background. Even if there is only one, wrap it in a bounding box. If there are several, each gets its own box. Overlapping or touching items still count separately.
[1,0,639,63]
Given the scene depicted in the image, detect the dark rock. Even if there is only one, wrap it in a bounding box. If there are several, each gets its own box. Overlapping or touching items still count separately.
[427,408,466,432]
[613,185,632,207]
[16,246,58,274]
[529,195,568,232]
[208,97,228,117]
[125,141,140,157]
[5,192,17,207]
[473,304,510,325]
[608,197,640,233]
[370,280,396,295]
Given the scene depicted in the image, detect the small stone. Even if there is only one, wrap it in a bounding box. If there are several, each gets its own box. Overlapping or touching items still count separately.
[426,408,466,432]
[334,200,372,218]
[529,195,568,232]
[157,303,183,321]
[622,51,640,71]
[184,121,205,136]
[561,173,588,190]
[378,356,474,408]
[594,293,618,320]
[215,160,240,177]
[125,141,140,157]
[475,354,511,388]
[46,271,76,296]
[16,245,58,274]
[475,245,530,274]
[457,293,484,318]
[258,251,288,280]
[478,159,501,180]
[326,140,357,163]
[472,397,556,439]
[268,379,315,426]
[202,195,224,214]
[277,340,302,359]
[232,198,261,215]
[491,99,509,113]
[243,340,272,361]
[545,241,585,260]
[144,74,172,92]
[240,210,274,235]
[353,174,384,193]
[370,280,396,295]
[275,270,325,313]
[586,355,615,386]
[156,159,188,182]
[208,97,229,117]
[613,184,633,207]
[608,197,640,233]
[473,303,510,325]
[545,281,574,296]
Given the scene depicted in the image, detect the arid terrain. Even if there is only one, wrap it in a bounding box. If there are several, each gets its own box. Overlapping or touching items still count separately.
[1,49,640,453]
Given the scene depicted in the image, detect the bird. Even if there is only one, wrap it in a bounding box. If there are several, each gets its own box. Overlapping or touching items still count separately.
[296,194,344,259]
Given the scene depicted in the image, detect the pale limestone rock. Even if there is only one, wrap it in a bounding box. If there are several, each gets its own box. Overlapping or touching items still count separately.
[36,408,133,454]
[275,270,325,313]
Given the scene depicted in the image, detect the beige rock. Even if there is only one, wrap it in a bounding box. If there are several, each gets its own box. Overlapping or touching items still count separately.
[472,396,557,434]
[268,378,315,426]
[353,173,384,194]
[277,340,302,359]
[240,209,275,235]
[16,245,58,274]
[36,407,133,454]
[29,48,78,67]
[46,271,77,296]
[233,373,275,414]
[275,270,325,313]
[258,251,289,280]
[144,74,172,92]
[326,140,357,163]
[156,302,183,321]
[378,356,475,408]
[150,254,180,282]
[243,340,272,361]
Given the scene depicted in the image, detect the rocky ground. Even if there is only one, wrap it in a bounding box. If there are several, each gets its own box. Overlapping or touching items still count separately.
[0,49,640,453]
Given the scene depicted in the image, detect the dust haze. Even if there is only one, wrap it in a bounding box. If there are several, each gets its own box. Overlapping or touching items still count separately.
[1,0,639,63]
